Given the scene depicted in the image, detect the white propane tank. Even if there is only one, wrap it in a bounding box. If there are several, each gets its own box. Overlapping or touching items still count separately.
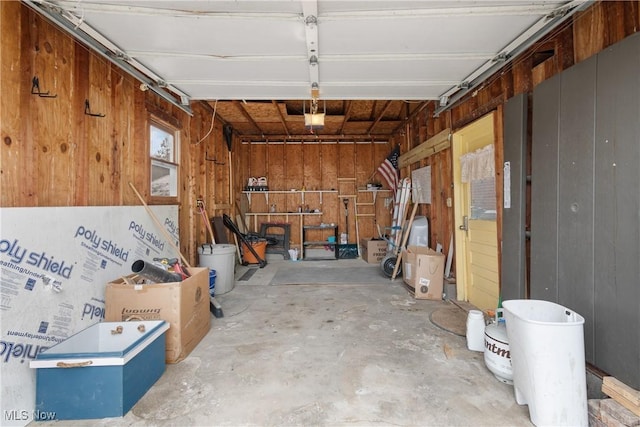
[483,309,513,384]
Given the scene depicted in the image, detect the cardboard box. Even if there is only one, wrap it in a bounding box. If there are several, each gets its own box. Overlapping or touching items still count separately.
[30,320,168,420]
[402,246,445,300]
[105,267,210,363]
[360,239,388,263]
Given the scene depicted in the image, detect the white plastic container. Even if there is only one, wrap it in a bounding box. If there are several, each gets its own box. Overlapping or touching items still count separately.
[408,216,429,247]
[198,243,236,294]
[503,299,587,427]
[466,310,485,352]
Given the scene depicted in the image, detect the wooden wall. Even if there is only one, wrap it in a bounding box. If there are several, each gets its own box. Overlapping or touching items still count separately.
[3,0,639,274]
[236,140,397,249]
[0,1,231,265]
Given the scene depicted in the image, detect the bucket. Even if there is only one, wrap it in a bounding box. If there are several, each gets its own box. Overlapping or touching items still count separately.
[208,269,216,297]
[503,299,587,426]
[241,239,267,264]
[197,244,236,295]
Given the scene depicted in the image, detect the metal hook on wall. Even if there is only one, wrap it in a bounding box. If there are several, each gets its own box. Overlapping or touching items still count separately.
[31,76,57,98]
[205,151,225,165]
[84,100,105,117]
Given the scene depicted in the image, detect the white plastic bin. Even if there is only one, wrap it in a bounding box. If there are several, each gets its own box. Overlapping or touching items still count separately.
[408,216,429,247]
[502,299,587,427]
[198,244,236,295]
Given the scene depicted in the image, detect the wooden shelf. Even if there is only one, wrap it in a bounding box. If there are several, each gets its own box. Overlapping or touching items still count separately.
[302,224,339,260]
[242,190,338,205]
[246,212,323,216]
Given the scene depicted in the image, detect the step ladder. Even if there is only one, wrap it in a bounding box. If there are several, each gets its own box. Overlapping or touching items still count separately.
[337,178,360,257]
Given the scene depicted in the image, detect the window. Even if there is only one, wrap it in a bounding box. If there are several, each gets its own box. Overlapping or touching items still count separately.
[150,121,179,198]
[470,177,497,220]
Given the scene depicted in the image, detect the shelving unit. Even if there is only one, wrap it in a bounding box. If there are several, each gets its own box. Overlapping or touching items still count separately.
[242,190,337,206]
[302,224,339,260]
[242,190,339,251]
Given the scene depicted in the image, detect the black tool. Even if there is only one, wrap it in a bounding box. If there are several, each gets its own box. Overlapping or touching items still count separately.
[222,214,267,268]
[210,296,224,318]
[343,198,349,242]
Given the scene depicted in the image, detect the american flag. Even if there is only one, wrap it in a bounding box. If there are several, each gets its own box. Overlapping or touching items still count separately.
[377,145,400,196]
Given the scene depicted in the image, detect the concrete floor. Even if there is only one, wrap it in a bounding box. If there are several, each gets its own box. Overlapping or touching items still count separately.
[35,257,533,427]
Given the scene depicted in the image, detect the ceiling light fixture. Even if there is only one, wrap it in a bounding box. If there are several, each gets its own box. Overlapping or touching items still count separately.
[304,83,325,131]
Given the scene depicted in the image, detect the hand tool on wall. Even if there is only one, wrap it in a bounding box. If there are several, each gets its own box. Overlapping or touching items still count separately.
[343,198,349,242]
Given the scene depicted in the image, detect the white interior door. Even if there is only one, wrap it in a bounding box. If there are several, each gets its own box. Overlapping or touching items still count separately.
[452,113,500,311]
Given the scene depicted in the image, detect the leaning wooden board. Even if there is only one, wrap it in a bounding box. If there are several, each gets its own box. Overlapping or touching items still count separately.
[602,376,640,417]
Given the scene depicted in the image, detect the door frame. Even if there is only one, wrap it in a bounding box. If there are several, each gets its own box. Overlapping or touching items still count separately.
[452,111,502,303]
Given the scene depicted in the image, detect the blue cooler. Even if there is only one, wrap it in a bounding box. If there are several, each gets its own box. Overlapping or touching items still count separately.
[30,320,169,420]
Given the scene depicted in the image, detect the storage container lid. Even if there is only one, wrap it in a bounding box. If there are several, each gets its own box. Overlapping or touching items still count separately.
[29,321,168,368]
[198,243,236,255]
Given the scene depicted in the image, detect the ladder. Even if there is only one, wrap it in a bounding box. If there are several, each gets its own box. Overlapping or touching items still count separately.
[337,178,360,256]
[387,178,411,255]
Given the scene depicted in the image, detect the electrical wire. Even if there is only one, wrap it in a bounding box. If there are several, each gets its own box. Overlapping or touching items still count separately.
[192,100,217,145]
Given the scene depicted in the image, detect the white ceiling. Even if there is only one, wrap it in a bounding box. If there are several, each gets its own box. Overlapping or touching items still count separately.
[29,0,586,106]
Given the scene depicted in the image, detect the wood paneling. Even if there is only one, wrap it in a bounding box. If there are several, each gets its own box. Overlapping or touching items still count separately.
[236,140,395,246]
[3,0,640,279]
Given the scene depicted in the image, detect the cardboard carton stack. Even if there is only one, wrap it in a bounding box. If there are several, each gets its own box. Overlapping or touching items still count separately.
[105,267,211,363]
[401,245,445,300]
[360,239,387,264]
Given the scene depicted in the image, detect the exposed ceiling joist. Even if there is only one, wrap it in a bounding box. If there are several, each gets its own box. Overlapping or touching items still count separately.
[367,101,393,135]
[272,100,290,137]
[339,101,354,135]
[233,101,263,136]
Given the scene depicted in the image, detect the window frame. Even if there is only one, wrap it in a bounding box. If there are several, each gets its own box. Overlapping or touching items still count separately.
[149,118,180,203]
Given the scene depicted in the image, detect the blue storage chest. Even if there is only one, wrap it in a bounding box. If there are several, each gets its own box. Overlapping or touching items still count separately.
[29,320,169,420]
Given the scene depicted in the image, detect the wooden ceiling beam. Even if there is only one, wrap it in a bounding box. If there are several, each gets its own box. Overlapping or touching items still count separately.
[366,100,393,134]
[239,134,390,143]
[233,100,264,135]
[391,101,430,135]
[338,100,353,135]
[272,100,290,137]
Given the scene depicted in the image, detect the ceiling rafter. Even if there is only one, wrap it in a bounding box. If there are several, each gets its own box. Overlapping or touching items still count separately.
[272,100,290,137]
[240,134,389,143]
[391,101,430,136]
[338,101,354,135]
[233,100,263,135]
[367,100,393,135]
